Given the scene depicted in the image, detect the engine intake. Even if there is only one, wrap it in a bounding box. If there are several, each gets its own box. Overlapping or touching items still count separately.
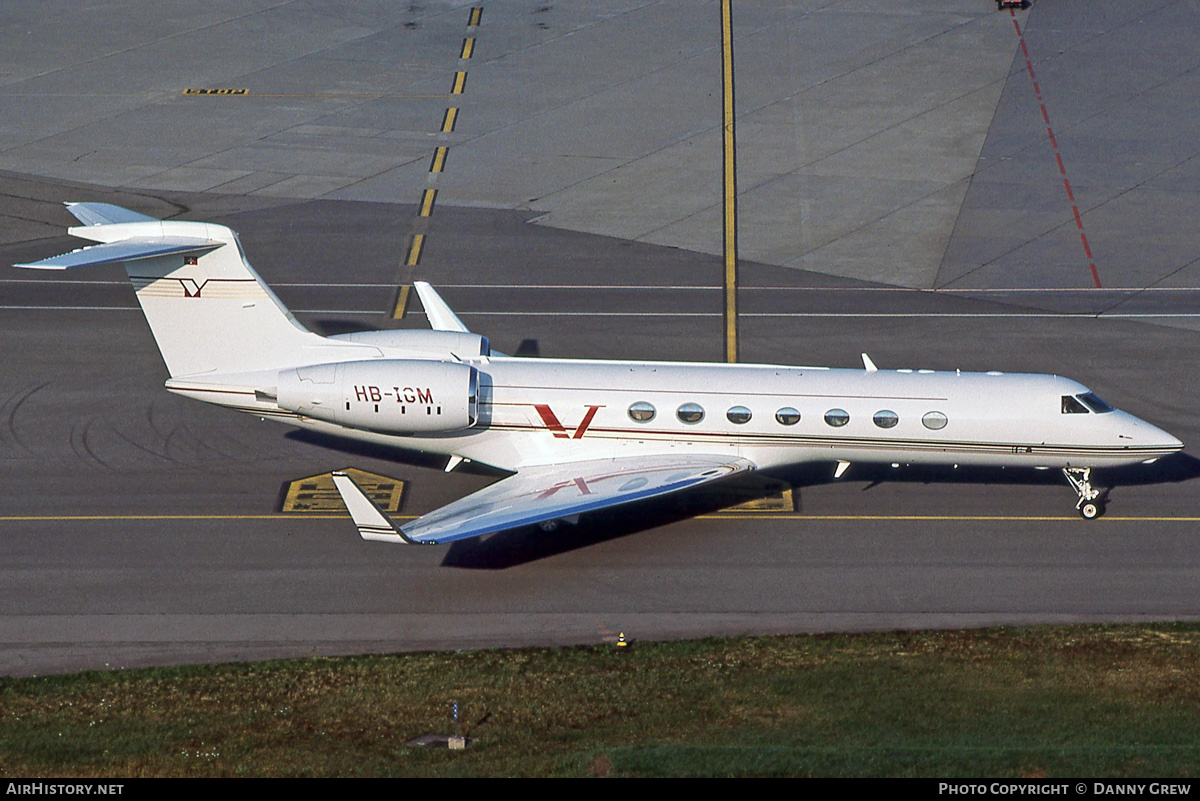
[277,359,479,434]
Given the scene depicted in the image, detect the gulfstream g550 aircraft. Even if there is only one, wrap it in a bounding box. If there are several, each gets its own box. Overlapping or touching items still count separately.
[18,203,1183,541]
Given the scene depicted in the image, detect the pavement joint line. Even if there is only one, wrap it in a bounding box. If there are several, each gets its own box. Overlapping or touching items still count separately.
[1011,9,1102,289]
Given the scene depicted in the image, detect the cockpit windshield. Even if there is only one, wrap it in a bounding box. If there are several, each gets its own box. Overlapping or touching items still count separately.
[1078,392,1115,413]
[1062,395,1089,414]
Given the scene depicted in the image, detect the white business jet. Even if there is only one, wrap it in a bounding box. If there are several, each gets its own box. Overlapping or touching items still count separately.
[18,203,1183,540]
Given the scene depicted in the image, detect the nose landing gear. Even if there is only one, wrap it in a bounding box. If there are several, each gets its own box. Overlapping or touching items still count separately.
[1063,467,1105,519]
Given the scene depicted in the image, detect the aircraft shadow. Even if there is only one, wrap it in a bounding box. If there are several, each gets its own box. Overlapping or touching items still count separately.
[282,429,508,477]
[440,452,1200,570]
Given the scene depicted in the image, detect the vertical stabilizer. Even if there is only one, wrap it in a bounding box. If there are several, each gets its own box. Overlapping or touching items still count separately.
[19,205,335,377]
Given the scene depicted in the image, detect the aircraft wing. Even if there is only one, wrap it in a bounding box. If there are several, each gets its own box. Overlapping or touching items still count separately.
[332,454,756,545]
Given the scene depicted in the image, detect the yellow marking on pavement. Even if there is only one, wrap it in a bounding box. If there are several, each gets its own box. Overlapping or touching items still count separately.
[451,71,468,95]
[281,467,406,514]
[184,88,247,95]
[184,90,450,99]
[441,107,459,132]
[419,189,437,217]
[460,37,476,59]
[468,7,483,27]
[708,477,796,513]
[699,514,1200,522]
[720,0,738,364]
[392,284,412,319]
[429,146,448,173]
[404,234,425,267]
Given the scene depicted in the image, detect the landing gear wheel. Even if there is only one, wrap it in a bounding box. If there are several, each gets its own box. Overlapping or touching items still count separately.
[1063,467,1106,520]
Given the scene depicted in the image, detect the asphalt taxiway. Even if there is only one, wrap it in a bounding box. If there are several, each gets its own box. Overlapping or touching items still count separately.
[2,1,1199,675]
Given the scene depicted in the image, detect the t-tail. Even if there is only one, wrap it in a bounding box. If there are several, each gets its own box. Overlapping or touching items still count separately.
[17,202,330,377]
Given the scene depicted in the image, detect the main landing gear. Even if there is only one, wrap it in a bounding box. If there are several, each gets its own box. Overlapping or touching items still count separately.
[1063,467,1105,520]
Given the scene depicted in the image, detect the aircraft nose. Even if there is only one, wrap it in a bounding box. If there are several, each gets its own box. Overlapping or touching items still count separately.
[1120,412,1183,457]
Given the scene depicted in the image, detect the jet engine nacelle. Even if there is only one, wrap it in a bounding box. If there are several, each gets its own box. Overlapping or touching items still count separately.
[276,359,479,434]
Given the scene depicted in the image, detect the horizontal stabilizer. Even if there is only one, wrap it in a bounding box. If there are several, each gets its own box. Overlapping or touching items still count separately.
[15,237,221,270]
[65,202,159,226]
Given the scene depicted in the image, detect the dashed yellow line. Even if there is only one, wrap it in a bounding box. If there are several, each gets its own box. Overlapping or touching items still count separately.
[468,7,483,27]
[451,71,468,95]
[429,146,448,173]
[419,189,437,217]
[460,37,476,59]
[392,284,412,319]
[441,107,459,132]
[405,233,425,266]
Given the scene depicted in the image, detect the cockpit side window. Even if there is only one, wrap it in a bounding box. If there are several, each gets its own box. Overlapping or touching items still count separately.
[1078,392,1115,413]
[1062,395,1090,414]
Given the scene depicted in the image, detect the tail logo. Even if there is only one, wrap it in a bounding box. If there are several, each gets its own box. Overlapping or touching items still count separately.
[180,278,207,298]
[533,404,604,439]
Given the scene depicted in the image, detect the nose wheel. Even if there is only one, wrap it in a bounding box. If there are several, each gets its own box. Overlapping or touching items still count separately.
[1063,467,1105,520]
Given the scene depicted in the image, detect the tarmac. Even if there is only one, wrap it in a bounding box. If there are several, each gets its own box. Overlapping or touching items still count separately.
[2,0,1199,676]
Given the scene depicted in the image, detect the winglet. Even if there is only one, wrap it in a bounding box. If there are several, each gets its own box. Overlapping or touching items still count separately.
[331,471,425,545]
[861,353,878,372]
[414,282,470,333]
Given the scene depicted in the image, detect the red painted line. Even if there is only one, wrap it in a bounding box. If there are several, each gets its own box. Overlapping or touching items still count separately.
[1011,7,1102,288]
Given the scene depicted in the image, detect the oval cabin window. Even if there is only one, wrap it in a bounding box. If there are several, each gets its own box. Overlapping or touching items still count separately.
[873,410,899,429]
[824,409,850,427]
[922,411,948,430]
[726,406,752,424]
[628,401,656,422]
[775,407,801,426]
[676,403,705,424]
